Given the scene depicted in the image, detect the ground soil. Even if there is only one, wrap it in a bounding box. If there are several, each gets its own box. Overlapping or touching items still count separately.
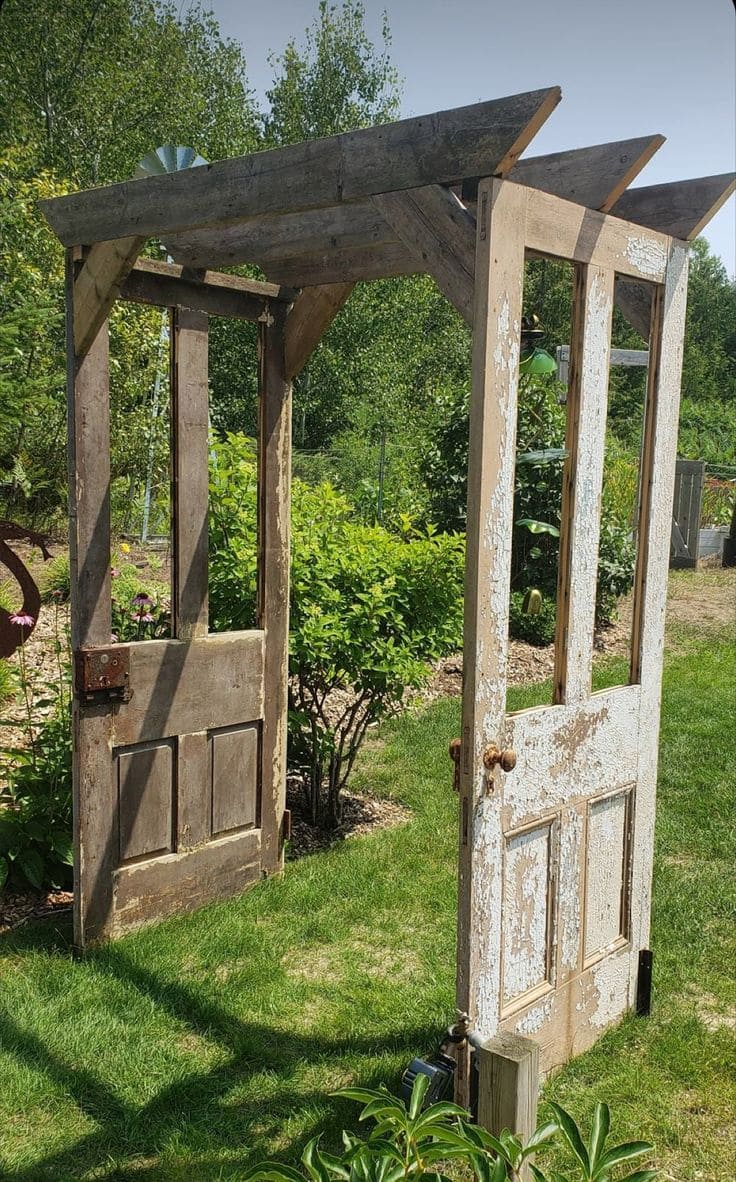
[1,545,733,933]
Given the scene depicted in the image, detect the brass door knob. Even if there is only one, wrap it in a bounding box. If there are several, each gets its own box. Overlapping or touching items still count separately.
[483,744,517,773]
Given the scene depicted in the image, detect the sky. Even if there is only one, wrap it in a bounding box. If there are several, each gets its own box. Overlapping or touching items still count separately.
[207,0,736,275]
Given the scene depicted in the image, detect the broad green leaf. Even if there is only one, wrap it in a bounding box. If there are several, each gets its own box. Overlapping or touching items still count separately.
[515,518,561,537]
[243,1163,307,1182]
[547,1103,590,1175]
[17,848,44,889]
[408,1071,430,1118]
[523,1121,560,1154]
[588,1102,610,1172]
[618,1171,658,1182]
[597,1142,653,1174]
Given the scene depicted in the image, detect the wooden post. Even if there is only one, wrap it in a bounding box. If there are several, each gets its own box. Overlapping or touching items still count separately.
[66,249,115,947]
[171,306,209,640]
[476,1033,539,1173]
[258,303,292,873]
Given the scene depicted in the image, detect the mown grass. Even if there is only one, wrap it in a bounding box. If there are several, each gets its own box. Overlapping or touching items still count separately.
[0,629,733,1181]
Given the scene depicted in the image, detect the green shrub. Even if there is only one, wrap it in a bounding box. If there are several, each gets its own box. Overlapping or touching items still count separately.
[210,433,464,825]
[39,552,71,602]
[509,590,557,647]
[0,657,15,706]
[245,1075,657,1182]
[0,705,73,891]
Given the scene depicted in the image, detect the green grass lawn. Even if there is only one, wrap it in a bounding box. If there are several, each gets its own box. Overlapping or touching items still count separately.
[0,630,733,1181]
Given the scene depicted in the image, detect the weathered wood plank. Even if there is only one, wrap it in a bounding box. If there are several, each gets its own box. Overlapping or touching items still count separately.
[111,632,265,745]
[74,236,145,356]
[40,90,561,245]
[554,265,614,705]
[457,179,527,1075]
[258,306,292,874]
[120,258,295,318]
[476,1033,539,1169]
[111,829,261,936]
[611,173,735,240]
[508,135,665,211]
[372,185,476,324]
[265,241,425,287]
[614,174,735,340]
[163,136,664,273]
[171,306,209,639]
[284,283,355,380]
[163,201,396,270]
[66,250,115,947]
[628,243,689,994]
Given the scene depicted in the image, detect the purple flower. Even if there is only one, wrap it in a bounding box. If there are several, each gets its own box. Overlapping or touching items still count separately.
[111,567,120,578]
[111,633,119,643]
[132,592,153,606]
[140,612,154,624]
[9,612,35,628]
[51,589,63,599]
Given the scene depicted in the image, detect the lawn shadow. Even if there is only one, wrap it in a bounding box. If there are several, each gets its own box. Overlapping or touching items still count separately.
[0,934,442,1181]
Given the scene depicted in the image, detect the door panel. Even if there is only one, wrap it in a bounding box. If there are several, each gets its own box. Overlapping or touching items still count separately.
[458,178,689,1075]
[68,289,291,947]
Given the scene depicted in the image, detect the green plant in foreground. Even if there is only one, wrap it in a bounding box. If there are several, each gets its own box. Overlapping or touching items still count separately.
[244,1076,655,1182]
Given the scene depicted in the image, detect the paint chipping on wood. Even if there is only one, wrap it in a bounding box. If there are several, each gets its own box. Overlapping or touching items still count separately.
[625,234,667,278]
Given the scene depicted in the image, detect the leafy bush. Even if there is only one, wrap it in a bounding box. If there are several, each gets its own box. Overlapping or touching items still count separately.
[244,1074,657,1182]
[41,550,170,640]
[509,591,557,647]
[210,434,464,825]
[0,656,15,706]
[0,705,72,891]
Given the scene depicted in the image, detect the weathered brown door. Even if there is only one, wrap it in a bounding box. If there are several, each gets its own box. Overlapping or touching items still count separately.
[457,179,689,1072]
[68,286,290,947]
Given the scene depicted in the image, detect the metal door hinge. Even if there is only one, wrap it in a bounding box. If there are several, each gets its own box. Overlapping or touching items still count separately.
[75,646,131,704]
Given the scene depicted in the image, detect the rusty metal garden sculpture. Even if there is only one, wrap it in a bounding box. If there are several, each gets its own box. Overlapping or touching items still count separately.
[0,520,50,658]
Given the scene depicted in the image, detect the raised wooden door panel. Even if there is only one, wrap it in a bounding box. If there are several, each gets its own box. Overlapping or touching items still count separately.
[458,178,689,1076]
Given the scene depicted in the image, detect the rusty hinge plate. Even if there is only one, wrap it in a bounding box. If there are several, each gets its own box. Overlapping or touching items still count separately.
[75,646,131,704]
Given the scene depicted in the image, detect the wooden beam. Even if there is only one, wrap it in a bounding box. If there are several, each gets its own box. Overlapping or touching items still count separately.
[120,258,295,320]
[476,1034,539,1173]
[162,135,664,274]
[74,236,144,355]
[613,174,735,339]
[508,135,665,212]
[39,89,561,245]
[171,307,209,640]
[266,242,419,288]
[611,172,735,239]
[284,283,355,380]
[373,185,476,324]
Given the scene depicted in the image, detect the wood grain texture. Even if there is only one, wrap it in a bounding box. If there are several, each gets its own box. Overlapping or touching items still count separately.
[508,135,665,211]
[111,632,265,746]
[372,185,476,323]
[66,251,115,947]
[554,265,614,706]
[284,283,355,380]
[476,1033,539,1173]
[163,136,664,274]
[457,178,527,1043]
[628,245,689,990]
[120,257,295,319]
[74,236,145,356]
[171,307,209,639]
[40,89,561,245]
[258,305,292,874]
[111,830,261,936]
[612,175,733,340]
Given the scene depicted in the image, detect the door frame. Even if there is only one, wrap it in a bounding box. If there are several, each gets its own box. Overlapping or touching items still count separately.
[456,178,689,1063]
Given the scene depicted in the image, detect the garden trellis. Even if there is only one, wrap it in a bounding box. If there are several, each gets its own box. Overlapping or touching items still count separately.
[40,88,734,1100]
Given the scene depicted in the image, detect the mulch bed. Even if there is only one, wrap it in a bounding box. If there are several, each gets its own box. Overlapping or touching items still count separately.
[0,888,73,935]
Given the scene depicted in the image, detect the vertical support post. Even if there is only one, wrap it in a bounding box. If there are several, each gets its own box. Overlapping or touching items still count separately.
[456,179,526,1104]
[171,306,209,640]
[476,1033,539,1174]
[258,303,292,873]
[66,248,114,948]
[554,265,614,705]
[629,244,689,989]
[170,305,211,850]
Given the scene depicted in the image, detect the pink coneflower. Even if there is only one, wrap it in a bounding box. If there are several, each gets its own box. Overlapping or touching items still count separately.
[130,610,154,624]
[10,612,35,628]
[132,592,153,606]
[111,567,120,578]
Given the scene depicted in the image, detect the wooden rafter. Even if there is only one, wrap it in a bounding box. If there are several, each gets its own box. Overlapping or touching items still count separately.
[73,235,145,355]
[161,136,666,274]
[612,173,736,338]
[120,258,296,320]
[40,89,561,246]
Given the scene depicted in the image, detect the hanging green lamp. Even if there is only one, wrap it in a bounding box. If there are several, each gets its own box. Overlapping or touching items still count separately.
[519,313,557,375]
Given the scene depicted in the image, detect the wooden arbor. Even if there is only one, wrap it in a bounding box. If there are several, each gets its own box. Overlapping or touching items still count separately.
[41,90,734,1069]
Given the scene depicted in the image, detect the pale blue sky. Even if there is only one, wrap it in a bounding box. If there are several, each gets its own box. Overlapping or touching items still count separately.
[207,0,736,274]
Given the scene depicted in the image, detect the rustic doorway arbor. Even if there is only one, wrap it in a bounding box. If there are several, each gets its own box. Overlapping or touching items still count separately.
[42,90,733,1073]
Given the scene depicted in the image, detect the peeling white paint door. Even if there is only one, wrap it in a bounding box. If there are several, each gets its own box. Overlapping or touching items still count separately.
[456,179,689,1073]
